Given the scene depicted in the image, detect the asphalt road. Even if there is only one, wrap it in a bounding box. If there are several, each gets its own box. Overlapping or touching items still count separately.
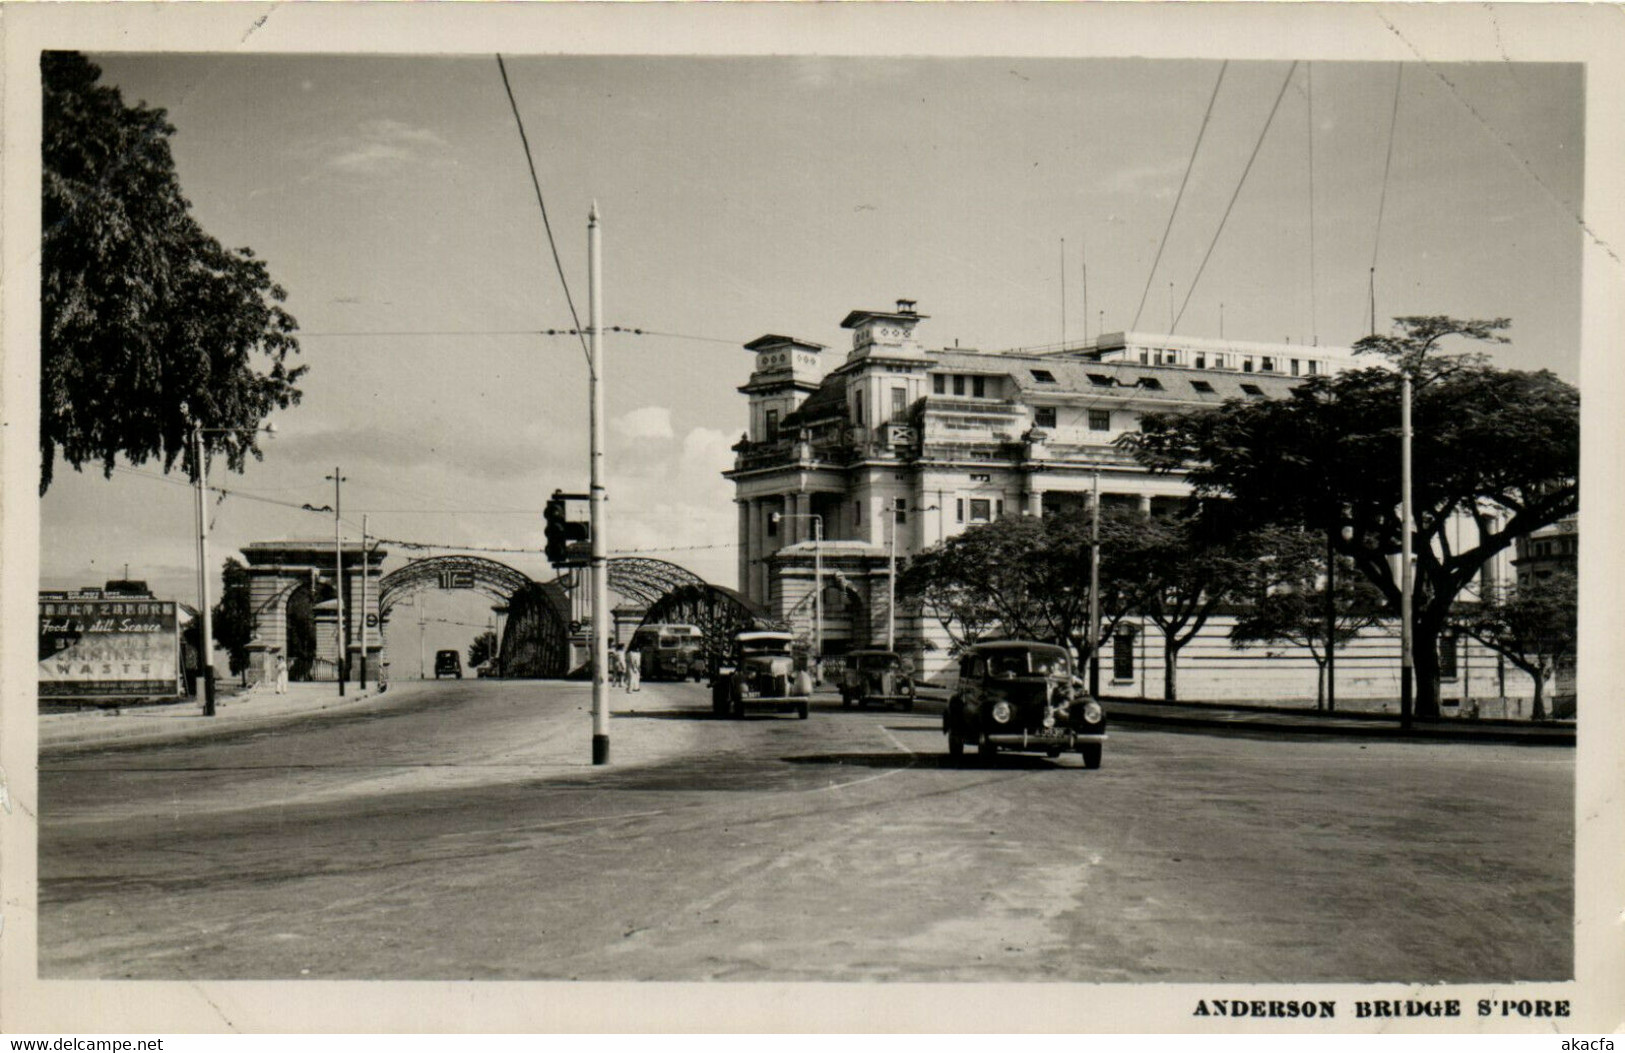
[38,678,1573,982]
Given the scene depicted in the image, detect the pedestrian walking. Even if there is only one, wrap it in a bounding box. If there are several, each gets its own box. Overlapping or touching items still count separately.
[625,647,641,693]
[274,653,289,695]
[609,647,624,688]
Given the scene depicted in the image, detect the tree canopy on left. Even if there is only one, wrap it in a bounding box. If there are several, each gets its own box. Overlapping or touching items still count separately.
[41,51,304,494]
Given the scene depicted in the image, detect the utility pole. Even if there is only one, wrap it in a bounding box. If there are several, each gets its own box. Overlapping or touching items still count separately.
[1399,368,1414,729]
[327,468,346,696]
[418,598,427,680]
[588,203,610,765]
[1088,468,1102,697]
[360,513,370,690]
[191,425,216,716]
[813,515,823,664]
[1325,525,1336,713]
[887,502,900,653]
[1060,237,1067,348]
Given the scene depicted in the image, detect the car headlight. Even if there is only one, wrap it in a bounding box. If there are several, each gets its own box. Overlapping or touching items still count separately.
[1082,701,1103,724]
[991,701,1012,724]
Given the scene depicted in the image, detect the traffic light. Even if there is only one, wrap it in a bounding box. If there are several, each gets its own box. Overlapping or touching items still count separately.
[544,495,568,565]
[545,491,592,566]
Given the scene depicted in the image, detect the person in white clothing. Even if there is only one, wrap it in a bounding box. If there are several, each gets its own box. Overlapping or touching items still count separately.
[625,648,641,692]
[274,653,289,694]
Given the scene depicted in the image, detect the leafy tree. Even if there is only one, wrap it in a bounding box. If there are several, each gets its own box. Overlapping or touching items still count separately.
[1110,507,1255,701]
[211,557,255,679]
[1450,571,1576,721]
[468,630,500,670]
[1131,316,1578,720]
[1228,525,1386,709]
[41,51,304,494]
[898,506,1162,668]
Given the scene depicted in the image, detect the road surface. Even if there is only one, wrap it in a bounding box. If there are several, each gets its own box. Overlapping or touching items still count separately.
[39,678,1573,981]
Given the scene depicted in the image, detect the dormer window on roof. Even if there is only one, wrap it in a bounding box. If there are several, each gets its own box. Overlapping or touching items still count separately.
[1240,383,1264,397]
[1190,380,1215,394]
[1031,369,1057,384]
[1138,377,1163,390]
[1087,373,1114,388]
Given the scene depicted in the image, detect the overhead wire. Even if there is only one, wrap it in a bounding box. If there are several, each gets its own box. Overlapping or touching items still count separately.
[1172,61,1300,334]
[495,54,591,369]
[1131,60,1229,333]
[1364,63,1405,336]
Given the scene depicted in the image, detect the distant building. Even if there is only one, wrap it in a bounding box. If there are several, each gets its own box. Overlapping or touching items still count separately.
[727,300,1525,704]
[1512,515,1577,587]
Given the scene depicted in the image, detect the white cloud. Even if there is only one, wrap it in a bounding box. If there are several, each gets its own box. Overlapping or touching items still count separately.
[323,118,451,175]
[613,406,675,442]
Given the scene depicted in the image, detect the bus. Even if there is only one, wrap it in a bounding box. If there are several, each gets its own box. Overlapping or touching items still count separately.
[629,623,706,682]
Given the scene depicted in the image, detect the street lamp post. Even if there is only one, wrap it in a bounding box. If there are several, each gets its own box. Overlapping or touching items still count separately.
[1399,367,1415,729]
[190,421,276,716]
[771,510,822,663]
[325,468,348,696]
[1089,469,1102,697]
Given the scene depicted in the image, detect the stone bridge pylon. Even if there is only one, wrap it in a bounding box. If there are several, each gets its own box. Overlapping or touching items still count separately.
[241,539,387,685]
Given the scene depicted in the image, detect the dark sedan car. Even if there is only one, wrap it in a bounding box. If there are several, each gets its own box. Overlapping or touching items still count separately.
[944,640,1105,768]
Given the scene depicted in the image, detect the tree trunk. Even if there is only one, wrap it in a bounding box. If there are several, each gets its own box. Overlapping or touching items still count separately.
[1530,667,1546,722]
[1412,629,1442,722]
[1315,657,1327,711]
[1163,635,1181,701]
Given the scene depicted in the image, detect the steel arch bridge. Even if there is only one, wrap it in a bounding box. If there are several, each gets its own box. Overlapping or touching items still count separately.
[373,553,720,679]
[377,555,533,618]
[605,557,705,607]
[639,582,780,670]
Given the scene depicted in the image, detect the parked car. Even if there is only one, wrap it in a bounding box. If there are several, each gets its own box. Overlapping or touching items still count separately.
[944,640,1105,767]
[840,650,915,711]
[711,629,811,719]
[434,649,463,679]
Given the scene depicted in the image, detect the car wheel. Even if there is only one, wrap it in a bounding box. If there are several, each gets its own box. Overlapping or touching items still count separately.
[978,736,998,762]
[1081,743,1103,769]
[947,727,965,762]
[797,700,809,720]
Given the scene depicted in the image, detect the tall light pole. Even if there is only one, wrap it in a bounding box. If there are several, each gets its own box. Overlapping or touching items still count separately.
[191,425,216,716]
[588,202,610,766]
[191,421,276,716]
[326,467,346,696]
[772,511,822,663]
[360,513,370,690]
[1088,469,1102,697]
[1399,367,1414,729]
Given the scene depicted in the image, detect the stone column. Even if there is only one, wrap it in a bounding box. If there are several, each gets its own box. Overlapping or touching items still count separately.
[1138,494,1153,516]
[737,501,751,595]
[1025,488,1043,517]
[794,492,811,544]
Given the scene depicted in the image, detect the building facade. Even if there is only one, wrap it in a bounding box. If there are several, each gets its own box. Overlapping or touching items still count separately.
[726,300,1528,704]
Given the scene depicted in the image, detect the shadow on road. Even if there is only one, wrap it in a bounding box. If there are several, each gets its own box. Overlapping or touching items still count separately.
[780,751,1065,770]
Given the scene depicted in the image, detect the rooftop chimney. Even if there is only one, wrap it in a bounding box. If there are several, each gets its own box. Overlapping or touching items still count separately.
[896,299,917,316]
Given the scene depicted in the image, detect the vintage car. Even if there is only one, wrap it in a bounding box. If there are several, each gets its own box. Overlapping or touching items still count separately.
[839,650,915,711]
[711,629,811,719]
[944,640,1105,768]
[434,649,463,679]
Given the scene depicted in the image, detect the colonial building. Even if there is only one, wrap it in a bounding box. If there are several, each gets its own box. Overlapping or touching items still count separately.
[726,300,1528,705]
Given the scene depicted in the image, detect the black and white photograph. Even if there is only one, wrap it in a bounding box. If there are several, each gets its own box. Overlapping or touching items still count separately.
[3,1,1622,1036]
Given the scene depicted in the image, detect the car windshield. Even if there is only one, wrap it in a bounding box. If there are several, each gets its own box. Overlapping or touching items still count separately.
[740,639,789,657]
[864,655,901,670]
[986,650,1067,678]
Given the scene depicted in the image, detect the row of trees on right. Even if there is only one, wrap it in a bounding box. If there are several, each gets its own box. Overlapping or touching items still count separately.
[1129,316,1579,720]
[901,317,1578,720]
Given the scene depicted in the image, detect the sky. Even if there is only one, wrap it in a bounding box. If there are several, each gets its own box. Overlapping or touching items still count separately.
[37,53,1584,663]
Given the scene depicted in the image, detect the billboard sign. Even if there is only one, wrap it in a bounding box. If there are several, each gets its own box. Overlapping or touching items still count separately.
[39,598,184,699]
